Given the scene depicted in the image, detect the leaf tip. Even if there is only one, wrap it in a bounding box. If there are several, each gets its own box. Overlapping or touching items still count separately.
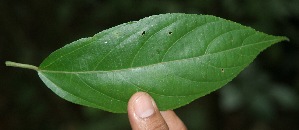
[276,36,289,42]
[283,36,290,42]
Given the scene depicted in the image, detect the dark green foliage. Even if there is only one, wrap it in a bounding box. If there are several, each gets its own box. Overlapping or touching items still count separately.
[37,14,287,113]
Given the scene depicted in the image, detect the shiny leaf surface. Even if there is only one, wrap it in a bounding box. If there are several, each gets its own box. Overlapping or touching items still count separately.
[37,13,287,113]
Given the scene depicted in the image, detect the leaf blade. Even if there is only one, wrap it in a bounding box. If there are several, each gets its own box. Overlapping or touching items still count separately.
[38,13,288,113]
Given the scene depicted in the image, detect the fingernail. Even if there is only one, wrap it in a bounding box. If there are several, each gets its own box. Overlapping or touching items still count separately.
[134,93,155,118]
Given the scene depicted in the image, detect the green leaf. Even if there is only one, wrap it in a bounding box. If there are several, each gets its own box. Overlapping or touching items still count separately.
[7,13,288,113]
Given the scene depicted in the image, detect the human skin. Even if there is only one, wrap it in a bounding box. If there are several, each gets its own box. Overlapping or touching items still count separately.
[128,92,187,130]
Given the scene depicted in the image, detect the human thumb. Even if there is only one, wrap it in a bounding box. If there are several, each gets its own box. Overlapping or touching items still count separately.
[128,92,168,130]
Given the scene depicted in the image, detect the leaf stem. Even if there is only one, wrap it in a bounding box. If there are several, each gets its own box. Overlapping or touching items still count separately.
[5,61,38,71]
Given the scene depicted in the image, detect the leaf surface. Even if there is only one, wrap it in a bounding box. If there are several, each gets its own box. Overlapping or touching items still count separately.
[37,13,287,113]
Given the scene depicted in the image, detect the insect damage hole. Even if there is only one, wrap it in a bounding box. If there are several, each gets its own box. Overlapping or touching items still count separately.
[168,31,173,35]
[141,31,146,35]
[221,68,224,73]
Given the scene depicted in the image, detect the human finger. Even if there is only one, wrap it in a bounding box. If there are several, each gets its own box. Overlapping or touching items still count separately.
[128,92,168,130]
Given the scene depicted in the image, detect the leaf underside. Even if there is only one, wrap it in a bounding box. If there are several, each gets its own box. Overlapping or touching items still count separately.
[37,13,287,113]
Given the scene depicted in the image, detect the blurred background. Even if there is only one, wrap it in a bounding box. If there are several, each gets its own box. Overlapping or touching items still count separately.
[1,0,299,129]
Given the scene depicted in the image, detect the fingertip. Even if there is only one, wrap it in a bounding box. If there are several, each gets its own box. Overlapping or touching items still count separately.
[128,92,168,130]
[133,92,155,118]
[128,92,152,119]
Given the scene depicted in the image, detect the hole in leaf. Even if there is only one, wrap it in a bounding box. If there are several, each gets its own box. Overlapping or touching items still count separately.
[168,31,172,35]
[221,68,224,72]
[142,31,146,35]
